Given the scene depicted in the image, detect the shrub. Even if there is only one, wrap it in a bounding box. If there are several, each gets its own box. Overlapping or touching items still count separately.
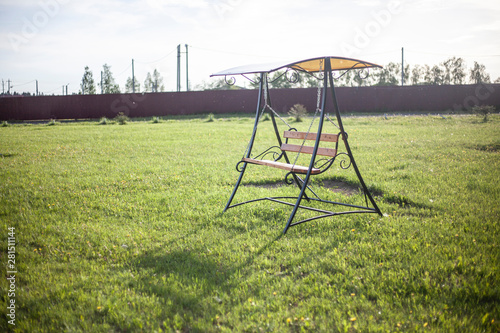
[472,105,495,122]
[46,119,58,126]
[98,117,109,125]
[261,113,271,122]
[152,116,161,124]
[206,113,215,122]
[1,121,9,127]
[114,112,129,125]
[288,104,308,122]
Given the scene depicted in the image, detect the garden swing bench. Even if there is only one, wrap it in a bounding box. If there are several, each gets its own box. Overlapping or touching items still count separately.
[211,56,383,234]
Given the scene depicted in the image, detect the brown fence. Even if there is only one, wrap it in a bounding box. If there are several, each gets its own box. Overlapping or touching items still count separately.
[1,84,498,121]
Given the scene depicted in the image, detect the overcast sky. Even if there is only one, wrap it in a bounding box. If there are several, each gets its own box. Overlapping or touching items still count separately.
[1,0,499,95]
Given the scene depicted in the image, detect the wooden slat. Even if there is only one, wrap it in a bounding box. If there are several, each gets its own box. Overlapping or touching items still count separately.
[284,131,338,142]
[242,158,321,174]
[281,143,337,157]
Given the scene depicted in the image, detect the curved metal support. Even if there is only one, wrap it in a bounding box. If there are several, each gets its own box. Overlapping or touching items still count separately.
[331,63,371,82]
[336,152,352,170]
[224,75,236,86]
[236,160,246,172]
[357,67,370,80]
[242,74,261,85]
[285,68,300,84]
[250,146,283,162]
[268,68,301,85]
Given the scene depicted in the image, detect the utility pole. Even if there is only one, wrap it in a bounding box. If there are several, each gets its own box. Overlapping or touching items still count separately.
[177,44,181,92]
[2,79,4,94]
[132,58,135,93]
[7,79,11,94]
[101,71,103,94]
[36,80,38,96]
[185,44,189,91]
[401,47,404,86]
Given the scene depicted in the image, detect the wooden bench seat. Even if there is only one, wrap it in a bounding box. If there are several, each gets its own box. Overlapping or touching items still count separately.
[242,157,321,174]
[242,130,339,175]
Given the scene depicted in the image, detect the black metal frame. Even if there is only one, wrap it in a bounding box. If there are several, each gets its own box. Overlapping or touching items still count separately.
[223,57,382,234]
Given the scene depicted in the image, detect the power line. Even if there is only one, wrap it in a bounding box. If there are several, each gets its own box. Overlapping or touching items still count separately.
[135,47,178,65]
[12,79,36,87]
[115,64,132,78]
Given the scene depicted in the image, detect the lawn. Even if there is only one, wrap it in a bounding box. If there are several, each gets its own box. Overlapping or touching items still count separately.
[0,114,499,332]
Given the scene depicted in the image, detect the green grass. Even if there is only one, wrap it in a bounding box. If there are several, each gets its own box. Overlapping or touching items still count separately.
[0,114,499,332]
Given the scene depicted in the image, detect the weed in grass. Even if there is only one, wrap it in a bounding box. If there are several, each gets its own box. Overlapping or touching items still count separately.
[206,113,215,122]
[98,117,109,125]
[1,120,9,127]
[288,103,308,122]
[261,113,271,122]
[472,105,495,122]
[46,119,58,126]
[114,112,129,125]
[152,116,161,123]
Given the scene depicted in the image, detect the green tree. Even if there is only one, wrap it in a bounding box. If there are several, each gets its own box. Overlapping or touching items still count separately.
[373,62,399,86]
[144,72,153,92]
[469,61,490,84]
[402,63,410,85]
[301,74,320,88]
[423,65,443,85]
[411,64,424,85]
[442,57,466,85]
[144,69,165,92]
[99,64,120,94]
[125,76,140,93]
[80,66,96,94]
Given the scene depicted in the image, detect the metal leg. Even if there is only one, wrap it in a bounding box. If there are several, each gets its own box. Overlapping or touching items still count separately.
[283,61,329,234]
[223,162,247,212]
[327,66,382,216]
[223,73,265,213]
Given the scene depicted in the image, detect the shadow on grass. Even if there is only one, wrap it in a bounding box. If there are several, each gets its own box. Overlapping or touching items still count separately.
[122,229,281,330]
[242,179,284,189]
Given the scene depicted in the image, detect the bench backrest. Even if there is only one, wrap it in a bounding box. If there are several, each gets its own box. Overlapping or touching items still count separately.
[281,131,338,157]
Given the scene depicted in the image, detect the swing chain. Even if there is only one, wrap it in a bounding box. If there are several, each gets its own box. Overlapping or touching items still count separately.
[242,74,269,160]
[326,113,340,130]
[291,59,324,168]
[262,72,293,129]
[268,105,292,129]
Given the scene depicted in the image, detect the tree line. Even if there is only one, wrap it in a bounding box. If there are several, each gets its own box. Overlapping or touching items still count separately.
[201,57,499,90]
[80,64,165,94]
[3,57,497,96]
